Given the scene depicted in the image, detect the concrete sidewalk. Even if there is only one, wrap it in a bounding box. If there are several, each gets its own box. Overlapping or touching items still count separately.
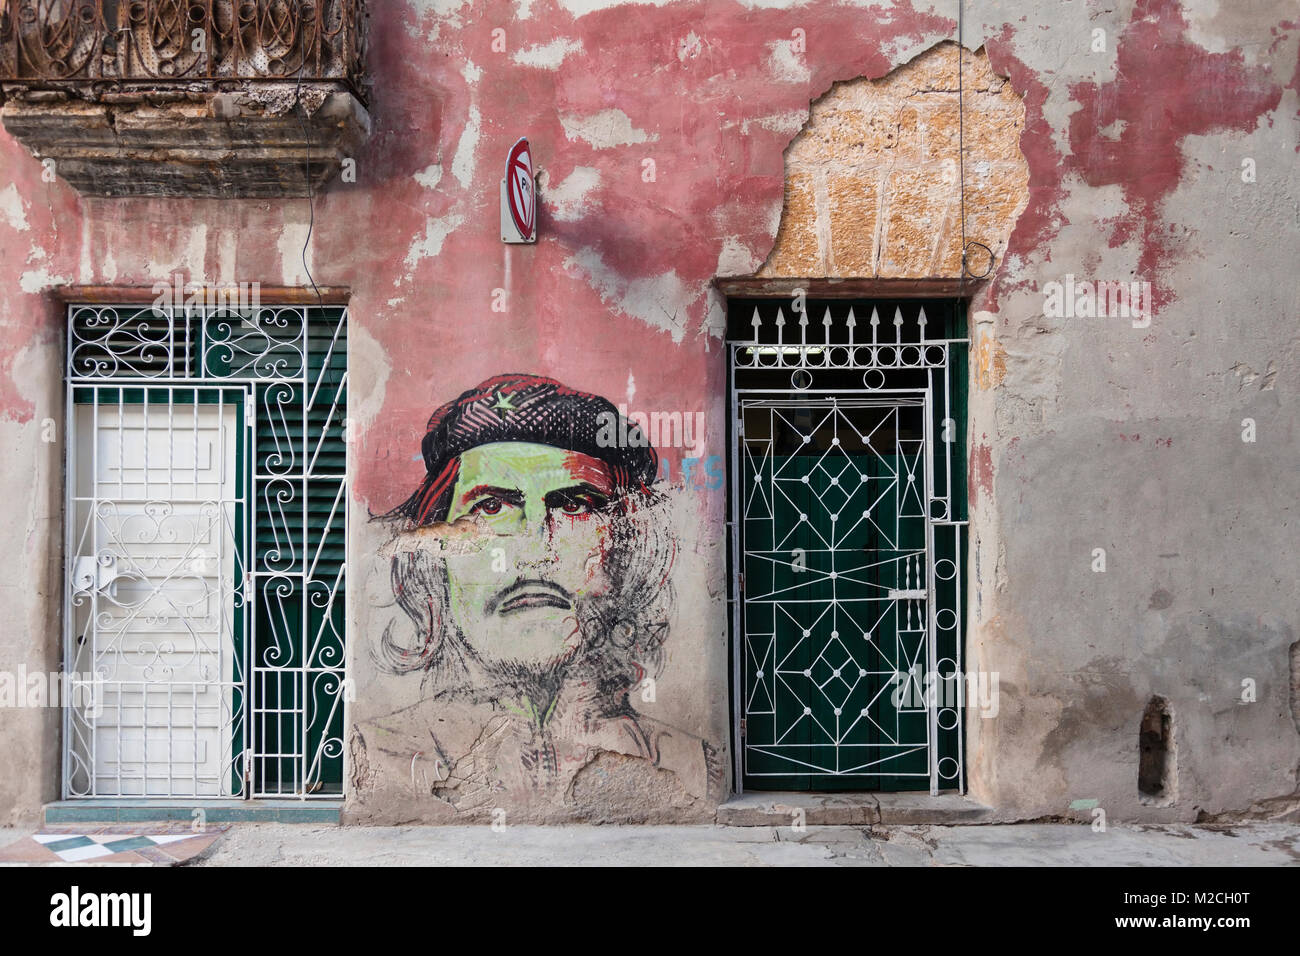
[3,821,1296,866]
[189,822,1300,866]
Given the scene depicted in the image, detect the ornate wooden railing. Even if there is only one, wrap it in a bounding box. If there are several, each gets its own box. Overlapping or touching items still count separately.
[0,1,366,101]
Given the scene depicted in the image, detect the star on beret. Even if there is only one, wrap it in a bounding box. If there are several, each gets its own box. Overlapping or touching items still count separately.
[488,389,518,419]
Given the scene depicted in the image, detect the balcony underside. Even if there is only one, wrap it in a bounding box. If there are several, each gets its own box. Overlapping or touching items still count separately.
[1,85,369,198]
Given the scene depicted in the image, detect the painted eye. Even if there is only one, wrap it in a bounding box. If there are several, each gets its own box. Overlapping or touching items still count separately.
[545,489,609,518]
[474,498,503,515]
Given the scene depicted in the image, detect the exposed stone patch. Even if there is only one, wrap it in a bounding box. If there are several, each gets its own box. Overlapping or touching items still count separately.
[760,42,1029,279]
[348,726,377,795]
[377,516,489,557]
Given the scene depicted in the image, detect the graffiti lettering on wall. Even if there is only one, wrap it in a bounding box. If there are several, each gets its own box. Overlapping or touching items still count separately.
[358,374,718,813]
[663,455,724,489]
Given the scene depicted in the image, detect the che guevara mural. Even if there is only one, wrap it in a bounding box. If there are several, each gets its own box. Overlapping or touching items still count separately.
[349,374,722,822]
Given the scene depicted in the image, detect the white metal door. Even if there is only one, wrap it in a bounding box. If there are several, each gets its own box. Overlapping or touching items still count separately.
[66,393,246,797]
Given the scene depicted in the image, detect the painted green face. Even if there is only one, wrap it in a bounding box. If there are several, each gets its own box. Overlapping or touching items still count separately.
[443,442,616,670]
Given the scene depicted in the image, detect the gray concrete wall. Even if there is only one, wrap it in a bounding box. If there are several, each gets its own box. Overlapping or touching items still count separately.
[0,300,64,826]
[960,0,1300,822]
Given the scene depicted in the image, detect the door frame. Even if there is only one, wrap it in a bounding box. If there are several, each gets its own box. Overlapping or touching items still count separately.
[724,293,970,797]
[59,301,350,800]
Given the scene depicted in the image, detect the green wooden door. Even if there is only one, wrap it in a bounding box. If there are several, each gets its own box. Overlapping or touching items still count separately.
[740,398,933,791]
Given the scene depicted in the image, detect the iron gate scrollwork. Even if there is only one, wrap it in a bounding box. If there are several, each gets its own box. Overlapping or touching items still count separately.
[63,303,348,799]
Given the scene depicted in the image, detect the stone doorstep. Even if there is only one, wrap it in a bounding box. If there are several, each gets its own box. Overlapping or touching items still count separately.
[715,792,995,827]
[46,796,991,828]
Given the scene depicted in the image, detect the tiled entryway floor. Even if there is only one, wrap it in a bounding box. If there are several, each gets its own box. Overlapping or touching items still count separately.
[0,823,227,866]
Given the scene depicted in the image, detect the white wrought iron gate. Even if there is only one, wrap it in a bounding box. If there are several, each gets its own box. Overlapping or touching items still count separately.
[63,304,348,799]
[67,393,243,797]
[729,300,968,794]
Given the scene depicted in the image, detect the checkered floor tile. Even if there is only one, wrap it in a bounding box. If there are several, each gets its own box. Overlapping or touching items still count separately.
[33,833,196,862]
[0,826,227,866]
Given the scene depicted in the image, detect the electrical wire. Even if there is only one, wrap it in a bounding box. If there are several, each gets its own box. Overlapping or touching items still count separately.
[957,0,995,282]
[292,57,324,313]
[958,0,967,282]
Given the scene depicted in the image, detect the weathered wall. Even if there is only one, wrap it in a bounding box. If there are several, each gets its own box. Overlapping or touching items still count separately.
[0,290,62,828]
[0,0,1296,825]
[960,0,1300,823]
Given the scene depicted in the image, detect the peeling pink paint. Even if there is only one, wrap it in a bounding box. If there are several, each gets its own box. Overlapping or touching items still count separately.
[0,0,1294,491]
[982,24,1070,314]
[347,0,957,508]
[982,5,1294,316]
[1066,0,1283,313]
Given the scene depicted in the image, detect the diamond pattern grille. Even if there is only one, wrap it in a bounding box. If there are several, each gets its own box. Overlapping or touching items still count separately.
[741,399,931,780]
